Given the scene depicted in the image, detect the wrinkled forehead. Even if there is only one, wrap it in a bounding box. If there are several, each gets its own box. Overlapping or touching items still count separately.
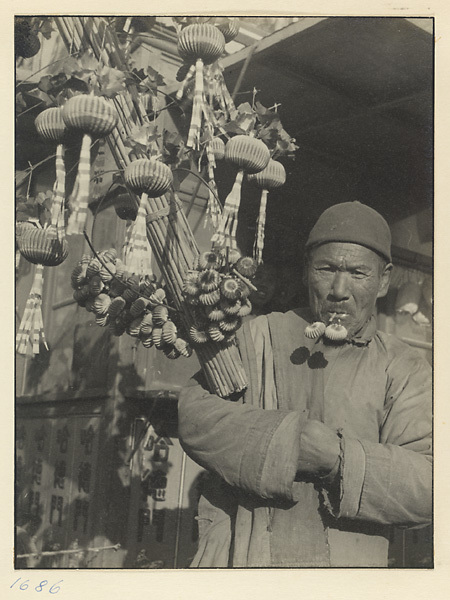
[308,242,383,268]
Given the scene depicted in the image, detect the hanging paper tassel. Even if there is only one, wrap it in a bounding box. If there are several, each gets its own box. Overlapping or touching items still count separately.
[204,141,222,229]
[253,189,268,265]
[48,143,66,241]
[66,133,92,235]
[62,94,118,235]
[209,62,236,119]
[122,195,153,277]
[176,63,196,100]
[187,58,207,150]
[16,264,49,355]
[211,170,244,249]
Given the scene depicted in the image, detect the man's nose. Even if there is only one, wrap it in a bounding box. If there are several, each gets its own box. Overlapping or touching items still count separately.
[331,271,350,300]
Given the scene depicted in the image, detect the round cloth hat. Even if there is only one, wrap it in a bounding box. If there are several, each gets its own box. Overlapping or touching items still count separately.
[305,201,392,262]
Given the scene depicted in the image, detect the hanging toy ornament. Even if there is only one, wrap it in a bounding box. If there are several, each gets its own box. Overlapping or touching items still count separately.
[16,223,68,355]
[34,107,68,242]
[247,159,286,264]
[215,18,240,43]
[17,223,68,267]
[123,158,173,276]
[204,134,225,229]
[324,320,348,341]
[212,135,270,249]
[304,321,326,339]
[206,61,236,120]
[177,24,225,150]
[62,94,119,235]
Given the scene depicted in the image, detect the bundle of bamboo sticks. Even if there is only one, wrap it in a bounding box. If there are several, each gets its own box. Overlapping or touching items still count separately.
[54,16,248,397]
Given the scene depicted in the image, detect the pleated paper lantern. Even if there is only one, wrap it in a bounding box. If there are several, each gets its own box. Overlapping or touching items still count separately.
[62,94,118,234]
[248,159,286,264]
[212,135,270,249]
[124,158,173,197]
[34,107,68,241]
[210,137,225,161]
[16,224,68,356]
[177,24,225,149]
[216,18,240,43]
[18,224,68,267]
[122,159,173,276]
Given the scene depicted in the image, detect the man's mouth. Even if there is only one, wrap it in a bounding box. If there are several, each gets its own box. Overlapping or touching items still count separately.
[325,310,350,321]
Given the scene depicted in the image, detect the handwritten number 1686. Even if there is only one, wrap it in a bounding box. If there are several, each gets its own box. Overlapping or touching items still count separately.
[10,578,62,593]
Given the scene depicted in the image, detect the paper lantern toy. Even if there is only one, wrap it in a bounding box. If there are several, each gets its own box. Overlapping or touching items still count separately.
[17,223,68,267]
[216,18,240,43]
[16,223,68,355]
[247,159,286,264]
[177,24,225,149]
[34,107,68,241]
[212,135,270,249]
[62,94,118,234]
[122,158,173,275]
[124,158,173,198]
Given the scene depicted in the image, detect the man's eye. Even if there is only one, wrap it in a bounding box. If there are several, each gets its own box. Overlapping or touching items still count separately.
[352,271,368,278]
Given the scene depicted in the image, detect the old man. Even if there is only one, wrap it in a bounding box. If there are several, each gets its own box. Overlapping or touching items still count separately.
[178,201,432,568]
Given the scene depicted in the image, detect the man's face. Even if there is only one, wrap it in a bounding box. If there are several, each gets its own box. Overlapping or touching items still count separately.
[305,242,391,337]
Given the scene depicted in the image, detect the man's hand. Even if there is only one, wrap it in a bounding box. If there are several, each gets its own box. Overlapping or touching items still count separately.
[297,420,340,476]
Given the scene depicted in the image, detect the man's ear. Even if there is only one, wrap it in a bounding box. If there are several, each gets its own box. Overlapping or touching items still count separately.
[377,262,393,298]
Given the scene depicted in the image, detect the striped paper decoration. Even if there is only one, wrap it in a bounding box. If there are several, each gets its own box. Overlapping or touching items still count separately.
[122,198,153,277]
[211,169,244,249]
[205,139,222,229]
[253,189,268,265]
[49,144,66,242]
[16,264,49,355]
[248,160,286,265]
[66,133,92,235]
[225,135,270,174]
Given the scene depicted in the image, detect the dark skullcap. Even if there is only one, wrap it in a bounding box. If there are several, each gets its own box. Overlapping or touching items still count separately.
[305,201,392,262]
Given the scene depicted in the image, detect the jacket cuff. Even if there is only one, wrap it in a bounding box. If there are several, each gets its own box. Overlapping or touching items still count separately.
[240,411,307,500]
[338,436,366,518]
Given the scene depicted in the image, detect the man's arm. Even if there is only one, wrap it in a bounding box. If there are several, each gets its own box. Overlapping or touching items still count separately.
[178,372,308,501]
[179,343,432,527]
[323,348,432,527]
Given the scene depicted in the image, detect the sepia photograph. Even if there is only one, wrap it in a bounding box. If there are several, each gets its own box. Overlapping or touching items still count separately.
[14,13,433,575]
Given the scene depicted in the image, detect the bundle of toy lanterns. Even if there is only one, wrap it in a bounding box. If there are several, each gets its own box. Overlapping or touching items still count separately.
[71,248,192,359]
[183,249,258,345]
